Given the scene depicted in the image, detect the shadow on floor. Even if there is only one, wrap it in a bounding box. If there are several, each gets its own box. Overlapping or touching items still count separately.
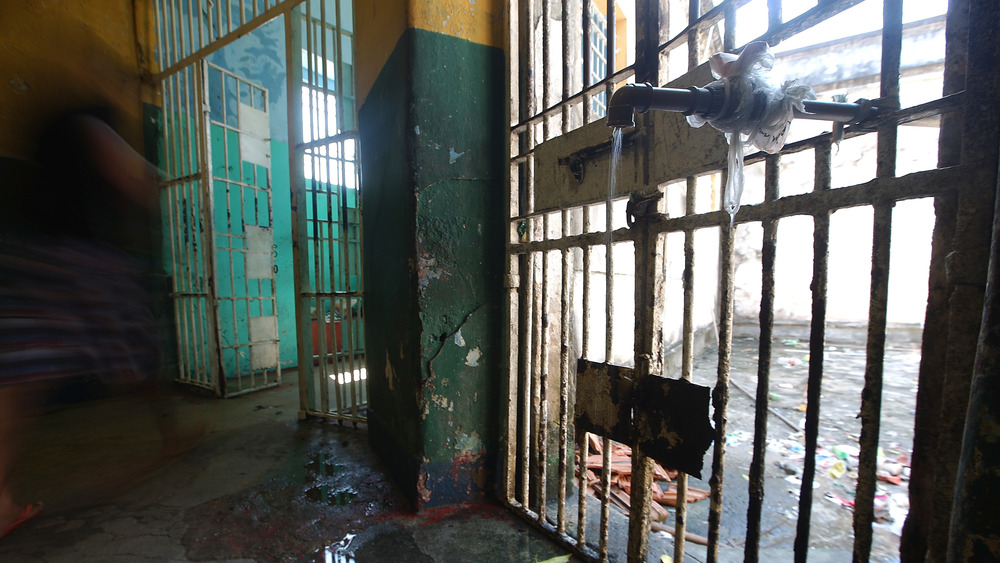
[0,376,569,562]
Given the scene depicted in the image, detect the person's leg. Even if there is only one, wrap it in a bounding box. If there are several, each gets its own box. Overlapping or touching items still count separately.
[0,385,41,538]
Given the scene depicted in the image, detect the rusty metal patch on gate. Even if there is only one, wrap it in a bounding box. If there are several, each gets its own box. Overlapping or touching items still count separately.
[634,374,715,478]
[574,359,633,444]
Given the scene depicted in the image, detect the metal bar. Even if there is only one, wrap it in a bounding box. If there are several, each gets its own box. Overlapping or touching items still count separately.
[530,247,544,514]
[723,1,735,52]
[576,210,592,545]
[562,0,570,104]
[599,435,612,561]
[766,0,781,34]
[582,208,592,359]
[154,0,166,71]
[606,0,615,79]
[542,0,550,140]
[517,167,965,242]
[169,0,181,72]
[341,149,359,418]
[155,0,305,81]
[851,0,901,552]
[519,251,533,506]
[745,154,779,562]
[557,212,571,534]
[852,202,892,562]
[577,430,589,546]
[503,253,520,502]
[582,0,592,124]
[286,5,313,417]
[707,207,735,563]
[794,139,832,562]
[538,242,551,522]
[215,0,222,41]
[199,60,225,396]
[627,201,663,563]
[687,0,698,71]
[207,0,215,44]
[673,175,697,563]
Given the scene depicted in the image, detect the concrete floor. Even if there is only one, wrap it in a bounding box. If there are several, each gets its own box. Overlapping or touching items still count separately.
[0,376,568,562]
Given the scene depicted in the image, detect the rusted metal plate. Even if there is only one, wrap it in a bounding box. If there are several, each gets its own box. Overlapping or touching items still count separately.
[575,359,633,444]
[634,374,716,479]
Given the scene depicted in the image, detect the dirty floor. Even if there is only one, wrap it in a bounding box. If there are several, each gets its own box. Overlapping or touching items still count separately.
[0,376,569,562]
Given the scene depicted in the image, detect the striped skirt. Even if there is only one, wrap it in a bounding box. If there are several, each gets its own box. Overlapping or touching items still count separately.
[0,237,159,387]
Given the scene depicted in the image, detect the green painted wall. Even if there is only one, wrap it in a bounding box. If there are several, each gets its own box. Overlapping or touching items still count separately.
[361,27,505,508]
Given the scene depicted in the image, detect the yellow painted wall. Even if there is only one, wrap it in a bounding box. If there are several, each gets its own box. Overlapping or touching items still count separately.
[0,0,146,159]
[355,0,504,107]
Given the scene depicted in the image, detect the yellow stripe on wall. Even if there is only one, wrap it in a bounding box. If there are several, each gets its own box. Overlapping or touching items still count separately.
[355,0,503,108]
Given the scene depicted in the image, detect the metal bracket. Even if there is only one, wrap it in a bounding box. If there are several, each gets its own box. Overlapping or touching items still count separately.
[626,191,663,228]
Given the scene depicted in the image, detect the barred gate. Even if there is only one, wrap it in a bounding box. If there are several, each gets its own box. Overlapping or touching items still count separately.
[504,0,994,561]
[153,0,364,410]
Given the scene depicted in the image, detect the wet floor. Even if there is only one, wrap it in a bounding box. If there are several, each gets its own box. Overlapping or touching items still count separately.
[0,378,568,562]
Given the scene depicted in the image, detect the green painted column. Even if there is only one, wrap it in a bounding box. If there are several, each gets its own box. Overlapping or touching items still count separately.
[359,18,505,508]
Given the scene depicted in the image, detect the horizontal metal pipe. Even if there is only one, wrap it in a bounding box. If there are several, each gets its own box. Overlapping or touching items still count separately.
[607,82,888,128]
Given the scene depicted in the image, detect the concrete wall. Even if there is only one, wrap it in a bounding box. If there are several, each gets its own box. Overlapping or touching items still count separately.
[358,0,506,509]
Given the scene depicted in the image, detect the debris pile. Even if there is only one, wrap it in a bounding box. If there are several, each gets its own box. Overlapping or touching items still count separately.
[768,434,912,532]
[580,435,710,523]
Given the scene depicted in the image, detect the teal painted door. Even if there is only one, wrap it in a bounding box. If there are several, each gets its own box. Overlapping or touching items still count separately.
[205,62,281,396]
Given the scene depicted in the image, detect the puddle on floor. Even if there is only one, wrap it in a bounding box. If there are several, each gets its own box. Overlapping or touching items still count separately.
[305,484,358,506]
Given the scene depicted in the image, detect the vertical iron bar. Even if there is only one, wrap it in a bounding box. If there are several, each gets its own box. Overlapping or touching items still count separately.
[542,0,550,141]
[635,0,660,84]
[675,175,697,563]
[606,0,615,79]
[557,211,571,534]
[794,140,832,562]
[539,233,551,522]
[531,248,544,513]
[628,199,664,563]
[745,154,779,562]
[577,209,592,545]
[723,1,735,52]
[582,0,592,124]
[599,435,612,561]
[287,4,312,417]
[199,61,224,396]
[519,250,534,506]
[853,204,892,563]
[215,0,222,41]
[853,0,901,554]
[766,0,781,35]
[196,0,204,52]
[688,0,698,70]
[707,206,735,563]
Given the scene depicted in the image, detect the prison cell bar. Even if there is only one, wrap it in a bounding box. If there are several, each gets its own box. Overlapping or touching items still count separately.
[706,201,735,563]
[744,155,779,562]
[557,210,572,534]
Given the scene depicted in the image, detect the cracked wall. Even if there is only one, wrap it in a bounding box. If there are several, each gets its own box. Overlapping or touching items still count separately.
[359,13,504,509]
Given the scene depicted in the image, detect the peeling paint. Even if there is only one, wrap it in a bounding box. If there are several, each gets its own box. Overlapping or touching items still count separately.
[448,147,465,164]
[465,347,481,367]
[414,125,420,135]
[455,431,482,451]
[417,253,447,296]
[453,329,466,347]
[385,348,397,392]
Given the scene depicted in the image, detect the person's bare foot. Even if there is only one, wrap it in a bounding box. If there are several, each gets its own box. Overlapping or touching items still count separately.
[0,501,43,541]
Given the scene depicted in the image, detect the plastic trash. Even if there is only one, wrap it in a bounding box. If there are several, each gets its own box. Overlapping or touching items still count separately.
[687,41,816,225]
